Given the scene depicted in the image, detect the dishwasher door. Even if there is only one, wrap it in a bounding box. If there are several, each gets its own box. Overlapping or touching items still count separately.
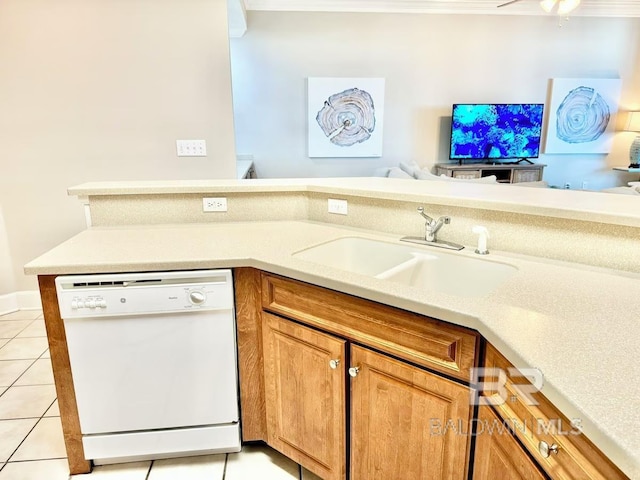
[64,308,239,434]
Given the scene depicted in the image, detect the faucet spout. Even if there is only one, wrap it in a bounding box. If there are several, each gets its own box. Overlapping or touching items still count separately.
[425,215,450,242]
[400,207,463,250]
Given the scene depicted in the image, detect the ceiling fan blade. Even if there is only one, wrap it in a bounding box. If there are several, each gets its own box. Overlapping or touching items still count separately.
[497,0,525,7]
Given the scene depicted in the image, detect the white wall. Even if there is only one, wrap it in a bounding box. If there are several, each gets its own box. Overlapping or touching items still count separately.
[0,0,237,292]
[230,12,640,188]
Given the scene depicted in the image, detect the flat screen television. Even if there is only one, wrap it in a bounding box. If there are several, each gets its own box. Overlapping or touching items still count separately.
[449,103,544,163]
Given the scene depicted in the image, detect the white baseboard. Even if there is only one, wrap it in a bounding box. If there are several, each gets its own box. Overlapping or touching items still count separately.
[0,290,42,316]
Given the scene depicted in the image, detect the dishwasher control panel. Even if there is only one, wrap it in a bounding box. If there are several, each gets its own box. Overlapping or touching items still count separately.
[55,270,233,318]
[70,296,107,310]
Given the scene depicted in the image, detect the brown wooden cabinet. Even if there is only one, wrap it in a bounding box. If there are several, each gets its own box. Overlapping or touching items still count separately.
[473,406,547,480]
[234,268,628,480]
[249,270,477,480]
[262,315,473,480]
[350,345,472,480]
[262,312,346,480]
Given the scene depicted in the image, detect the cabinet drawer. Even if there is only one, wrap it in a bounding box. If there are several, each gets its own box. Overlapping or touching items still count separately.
[452,170,481,179]
[261,273,479,381]
[513,169,542,183]
[483,344,628,480]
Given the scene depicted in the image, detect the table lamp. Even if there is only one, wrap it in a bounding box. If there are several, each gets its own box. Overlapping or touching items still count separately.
[624,111,640,168]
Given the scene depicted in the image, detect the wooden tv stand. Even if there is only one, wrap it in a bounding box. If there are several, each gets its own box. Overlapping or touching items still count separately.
[435,162,545,183]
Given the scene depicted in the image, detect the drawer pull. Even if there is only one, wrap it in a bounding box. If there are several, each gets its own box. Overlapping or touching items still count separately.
[538,441,560,458]
[348,366,360,378]
[329,359,340,369]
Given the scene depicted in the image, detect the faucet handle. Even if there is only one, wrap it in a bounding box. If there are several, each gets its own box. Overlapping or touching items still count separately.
[417,207,433,222]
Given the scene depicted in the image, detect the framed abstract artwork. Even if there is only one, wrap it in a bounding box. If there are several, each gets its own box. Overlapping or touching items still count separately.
[544,78,622,154]
[308,77,385,158]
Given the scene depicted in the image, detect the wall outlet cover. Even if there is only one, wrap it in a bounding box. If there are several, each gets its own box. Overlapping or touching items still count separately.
[203,197,227,212]
[328,198,348,215]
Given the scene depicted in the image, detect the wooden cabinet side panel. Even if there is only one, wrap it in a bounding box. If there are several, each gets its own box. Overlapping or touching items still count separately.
[350,345,472,480]
[38,275,91,475]
[473,406,547,480]
[234,267,267,442]
[263,313,347,480]
[484,344,628,480]
[261,273,478,381]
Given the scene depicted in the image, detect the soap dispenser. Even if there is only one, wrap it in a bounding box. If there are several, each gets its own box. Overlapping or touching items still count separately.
[472,226,489,255]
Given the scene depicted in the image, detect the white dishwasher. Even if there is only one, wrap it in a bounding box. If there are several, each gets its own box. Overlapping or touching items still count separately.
[55,269,240,465]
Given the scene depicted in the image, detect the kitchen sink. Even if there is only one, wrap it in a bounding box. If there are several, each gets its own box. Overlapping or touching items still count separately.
[376,252,517,297]
[293,237,517,297]
[293,237,418,276]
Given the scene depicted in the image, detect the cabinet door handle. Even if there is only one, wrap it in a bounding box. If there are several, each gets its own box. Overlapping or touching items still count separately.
[348,366,360,378]
[329,359,340,369]
[538,441,560,458]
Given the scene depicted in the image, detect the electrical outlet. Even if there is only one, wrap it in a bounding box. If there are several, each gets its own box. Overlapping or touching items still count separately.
[203,197,227,212]
[328,198,348,215]
[177,140,207,157]
[564,182,571,189]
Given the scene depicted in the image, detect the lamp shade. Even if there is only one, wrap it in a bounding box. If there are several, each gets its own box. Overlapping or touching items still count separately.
[624,111,640,132]
[558,0,581,15]
[540,0,557,12]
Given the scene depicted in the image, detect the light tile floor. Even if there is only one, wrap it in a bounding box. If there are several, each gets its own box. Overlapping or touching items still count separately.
[0,310,323,480]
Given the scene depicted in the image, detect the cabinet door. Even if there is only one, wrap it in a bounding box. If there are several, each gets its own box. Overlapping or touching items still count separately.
[473,406,547,480]
[350,345,472,480]
[262,313,346,480]
[513,169,542,183]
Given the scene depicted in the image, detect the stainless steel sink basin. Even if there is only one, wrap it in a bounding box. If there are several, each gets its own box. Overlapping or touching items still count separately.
[293,237,517,297]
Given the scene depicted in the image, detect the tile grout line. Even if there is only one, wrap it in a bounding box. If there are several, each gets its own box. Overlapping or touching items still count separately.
[222,453,228,480]
[0,317,40,344]
[0,334,51,397]
[4,396,59,465]
[0,356,41,398]
[3,416,43,465]
[1,312,65,476]
[145,459,154,480]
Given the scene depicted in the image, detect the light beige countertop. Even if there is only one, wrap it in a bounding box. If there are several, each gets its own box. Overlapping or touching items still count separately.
[69,177,640,228]
[24,220,640,478]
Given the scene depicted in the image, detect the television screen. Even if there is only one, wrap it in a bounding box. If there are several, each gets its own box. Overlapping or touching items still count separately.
[449,103,544,161]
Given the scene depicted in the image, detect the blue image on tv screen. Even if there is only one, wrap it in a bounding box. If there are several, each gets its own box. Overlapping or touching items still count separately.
[449,104,544,161]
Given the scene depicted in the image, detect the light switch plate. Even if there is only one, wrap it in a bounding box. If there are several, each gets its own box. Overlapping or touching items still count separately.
[177,140,207,157]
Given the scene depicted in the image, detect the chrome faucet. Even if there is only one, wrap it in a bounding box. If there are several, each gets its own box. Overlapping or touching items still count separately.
[400,207,464,251]
[417,207,450,242]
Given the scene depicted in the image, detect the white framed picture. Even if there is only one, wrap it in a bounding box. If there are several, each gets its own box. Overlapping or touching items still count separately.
[308,77,385,158]
[544,77,622,154]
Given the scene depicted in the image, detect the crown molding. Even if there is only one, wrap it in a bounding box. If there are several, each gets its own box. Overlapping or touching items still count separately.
[243,0,640,17]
